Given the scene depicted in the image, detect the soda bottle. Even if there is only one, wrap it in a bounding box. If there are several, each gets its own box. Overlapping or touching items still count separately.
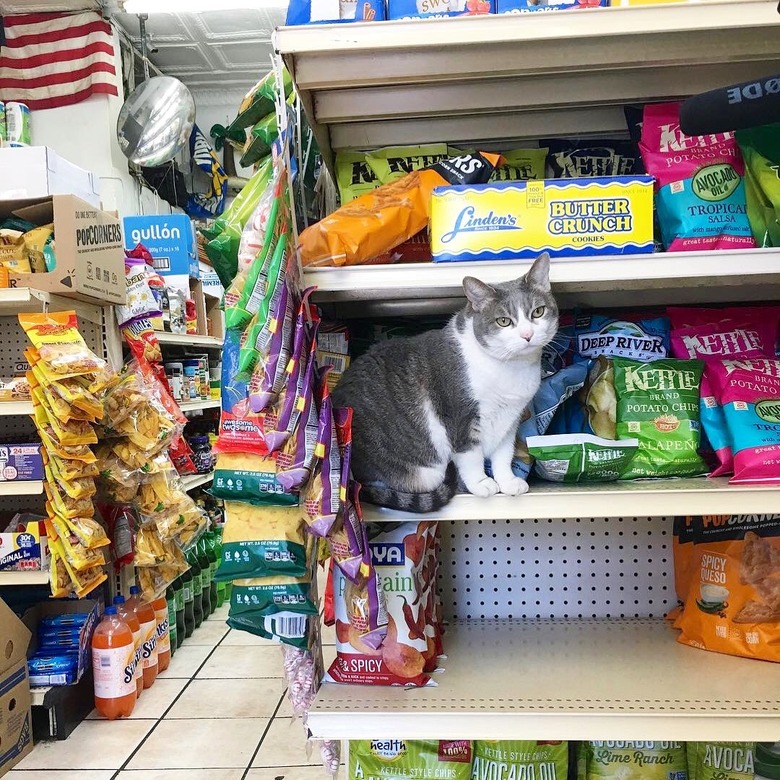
[166,585,178,656]
[187,549,204,629]
[151,594,171,672]
[128,585,158,689]
[181,567,195,639]
[213,528,226,607]
[204,532,219,615]
[113,595,142,699]
[197,539,212,618]
[173,575,186,644]
[91,606,136,719]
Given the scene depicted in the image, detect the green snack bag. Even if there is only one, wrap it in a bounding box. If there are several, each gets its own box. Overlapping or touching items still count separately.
[691,743,755,780]
[228,68,293,133]
[736,124,780,248]
[579,742,688,780]
[229,576,318,618]
[613,357,707,479]
[335,150,381,203]
[365,143,448,184]
[227,611,309,648]
[527,433,639,482]
[240,94,296,169]
[211,452,297,507]
[473,741,569,780]
[349,740,473,780]
[491,148,548,182]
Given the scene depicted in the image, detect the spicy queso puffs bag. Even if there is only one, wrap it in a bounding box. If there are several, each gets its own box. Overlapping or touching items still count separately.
[677,514,780,661]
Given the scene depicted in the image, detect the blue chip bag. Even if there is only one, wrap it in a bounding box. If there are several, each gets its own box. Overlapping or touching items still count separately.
[387,0,493,20]
[286,0,385,24]
[573,312,671,363]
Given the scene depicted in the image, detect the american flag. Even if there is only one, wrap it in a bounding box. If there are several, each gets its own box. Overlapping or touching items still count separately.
[0,11,119,110]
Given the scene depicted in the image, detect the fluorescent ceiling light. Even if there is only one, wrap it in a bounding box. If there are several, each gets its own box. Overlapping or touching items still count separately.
[122,0,287,12]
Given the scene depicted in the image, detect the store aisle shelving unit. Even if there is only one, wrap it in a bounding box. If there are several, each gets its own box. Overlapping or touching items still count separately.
[277,0,780,743]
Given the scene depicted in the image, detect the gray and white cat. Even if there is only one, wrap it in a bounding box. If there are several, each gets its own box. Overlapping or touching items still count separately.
[332,252,559,512]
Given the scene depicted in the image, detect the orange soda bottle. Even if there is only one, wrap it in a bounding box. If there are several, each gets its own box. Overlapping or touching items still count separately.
[151,595,171,672]
[113,595,143,698]
[128,585,158,689]
[91,606,136,719]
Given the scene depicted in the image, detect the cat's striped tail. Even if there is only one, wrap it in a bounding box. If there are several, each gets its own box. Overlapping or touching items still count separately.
[360,464,458,514]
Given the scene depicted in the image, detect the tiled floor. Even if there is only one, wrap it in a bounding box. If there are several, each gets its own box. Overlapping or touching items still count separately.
[10,604,342,780]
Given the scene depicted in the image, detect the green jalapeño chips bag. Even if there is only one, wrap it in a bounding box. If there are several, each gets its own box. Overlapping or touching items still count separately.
[579,742,688,780]
[613,357,707,479]
[349,740,472,780]
[473,741,569,780]
[527,433,638,482]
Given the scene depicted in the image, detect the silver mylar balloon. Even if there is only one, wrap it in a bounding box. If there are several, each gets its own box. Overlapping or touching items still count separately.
[117,76,196,167]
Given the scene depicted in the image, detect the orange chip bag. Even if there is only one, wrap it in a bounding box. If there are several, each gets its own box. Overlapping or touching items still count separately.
[677,514,780,661]
[299,152,501,267]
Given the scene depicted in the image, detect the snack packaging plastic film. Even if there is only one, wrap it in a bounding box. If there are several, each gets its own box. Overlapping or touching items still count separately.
[528,433,639,482]
[214,501,308,580]
[117,262,162,327]
[545,139,643,178]
[491,148,548,182]
[687,743,756,780]
[578,742,688,780]
[639,101,755,252]
[212,452,296,505]
[227,68,292,134]
[737,124,780,247]
[335,151,381,204]
[707,358,780,484]
[677,514,780,661]
[613,357,708,479]
[672,515,698,605]
[573,313,671,363]
[348,741,472,780]
[299,151,501,267]
[122,317,163,365]
[44,515,105,572]
[365,144,449,185]
[473,741,569,780]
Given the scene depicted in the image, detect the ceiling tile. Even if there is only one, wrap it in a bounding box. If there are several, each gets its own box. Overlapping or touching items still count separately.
[211,41,273,68]
[147,43,212,70]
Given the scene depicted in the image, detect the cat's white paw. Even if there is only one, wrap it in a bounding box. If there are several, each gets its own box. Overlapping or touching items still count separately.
[467,476,500,498]
[497,476,529,496]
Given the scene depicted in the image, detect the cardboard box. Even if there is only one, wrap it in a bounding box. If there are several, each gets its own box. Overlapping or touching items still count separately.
[23,600,100,688]
[0,147,101,209]
[431,176,655,262]
[0,195,125,305]
[0,444,44,483]
[0,598,33,776]
[124,214,199,279]
[0,518,48,573]
[199,261,224,300]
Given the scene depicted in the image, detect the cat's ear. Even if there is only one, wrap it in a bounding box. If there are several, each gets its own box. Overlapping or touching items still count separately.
[463,276,496,312]
[524,252,551,292]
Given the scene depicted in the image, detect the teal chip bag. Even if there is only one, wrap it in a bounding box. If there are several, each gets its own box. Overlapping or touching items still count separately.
[527,433,638,482]
[579,742,688,780]
[349,740,472,780]
[613,357,708,479]
[473,741,569,780]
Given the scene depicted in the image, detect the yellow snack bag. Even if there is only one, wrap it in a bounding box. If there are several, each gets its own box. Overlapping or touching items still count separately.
[49,543,73,597]
[0,228,31,273]
[19,311,106,379]
[48,453,100,482]
[28,367,89,423]
[32,402,97,463]
[49,536,106,598]
[45,502,109,549]
[156,500,208,548]
[22,225,54,273]
[45,515,106,572]
[136,468,188,522]
[44,460,96,501]
[45,479,95,519]
[134,526,171,566]
[32,385,97,446]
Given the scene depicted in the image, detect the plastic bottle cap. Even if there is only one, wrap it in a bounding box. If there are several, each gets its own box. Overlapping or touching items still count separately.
[105,606,117,616]
[113,595,125,605]
[129,585,140,595]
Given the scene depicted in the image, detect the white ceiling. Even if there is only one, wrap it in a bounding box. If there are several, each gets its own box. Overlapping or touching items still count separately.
[0,0,100,10]
[113,9,285,92]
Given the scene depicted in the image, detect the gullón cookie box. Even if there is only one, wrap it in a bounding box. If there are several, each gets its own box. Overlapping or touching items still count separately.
[430,176,654,262]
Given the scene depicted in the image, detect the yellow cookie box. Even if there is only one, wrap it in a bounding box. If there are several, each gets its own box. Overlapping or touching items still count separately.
[430,176,655,262]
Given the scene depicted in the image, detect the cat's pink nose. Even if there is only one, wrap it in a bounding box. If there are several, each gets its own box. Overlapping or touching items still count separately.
[520,331,532,341]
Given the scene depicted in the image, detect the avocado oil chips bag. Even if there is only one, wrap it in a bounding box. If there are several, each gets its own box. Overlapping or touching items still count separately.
[579,742,688,780]
[473,741,569,780]
[677,514,780,662]
[639,102,755,252]
[687,742,756,780]
[349,740,472,780]
[613,357,707,479]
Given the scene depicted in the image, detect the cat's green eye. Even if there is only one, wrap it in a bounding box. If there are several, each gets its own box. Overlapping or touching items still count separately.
[531,306,546,319]
[495,316,512,328]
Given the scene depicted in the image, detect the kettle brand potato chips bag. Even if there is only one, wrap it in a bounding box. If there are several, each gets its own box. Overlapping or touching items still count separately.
[614,357,707,479]
[579,742,688,780]
[473,741,569,780]
[677,514,780,661]
[349,740,472,780]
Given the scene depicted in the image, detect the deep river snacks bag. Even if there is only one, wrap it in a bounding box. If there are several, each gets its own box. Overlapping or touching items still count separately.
[708,358,780,484]
[349,741,472,780]
[677,514,780,662]
[578,742,688,780]
[639,102,755,252]
[299,151,501,267]
[473,741,569,780]
[573,313,671,363]
[613,357,708,479]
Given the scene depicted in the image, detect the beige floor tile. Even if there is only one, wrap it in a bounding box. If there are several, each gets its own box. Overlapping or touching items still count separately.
[158,644,213,679]
[220,629,277,647]
[320,622,336,646]
[247,768,346,780]
[251,718,320,768]
[196,645,284,679]
[117,770,243,780]
[126,718,268,770]
[166,677,286,719]
[207,603,230,622]
[16,720,156,770]
[8,772,115,780]
[185,620,230,645]
[275,691,293,718]
[86,678,188,721]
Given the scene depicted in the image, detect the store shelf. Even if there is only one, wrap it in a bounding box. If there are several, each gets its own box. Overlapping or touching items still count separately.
[310,618,780,740]
[181,472,214,491]
[362,477,780,522]
[0,400,33,416]
[304,249,780,313]
[0,569,49,586]
[154,332,224,348]
[0,480,44,496]
[180,399,220,413]
[275,0,780,167]
[0,287,104,325]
